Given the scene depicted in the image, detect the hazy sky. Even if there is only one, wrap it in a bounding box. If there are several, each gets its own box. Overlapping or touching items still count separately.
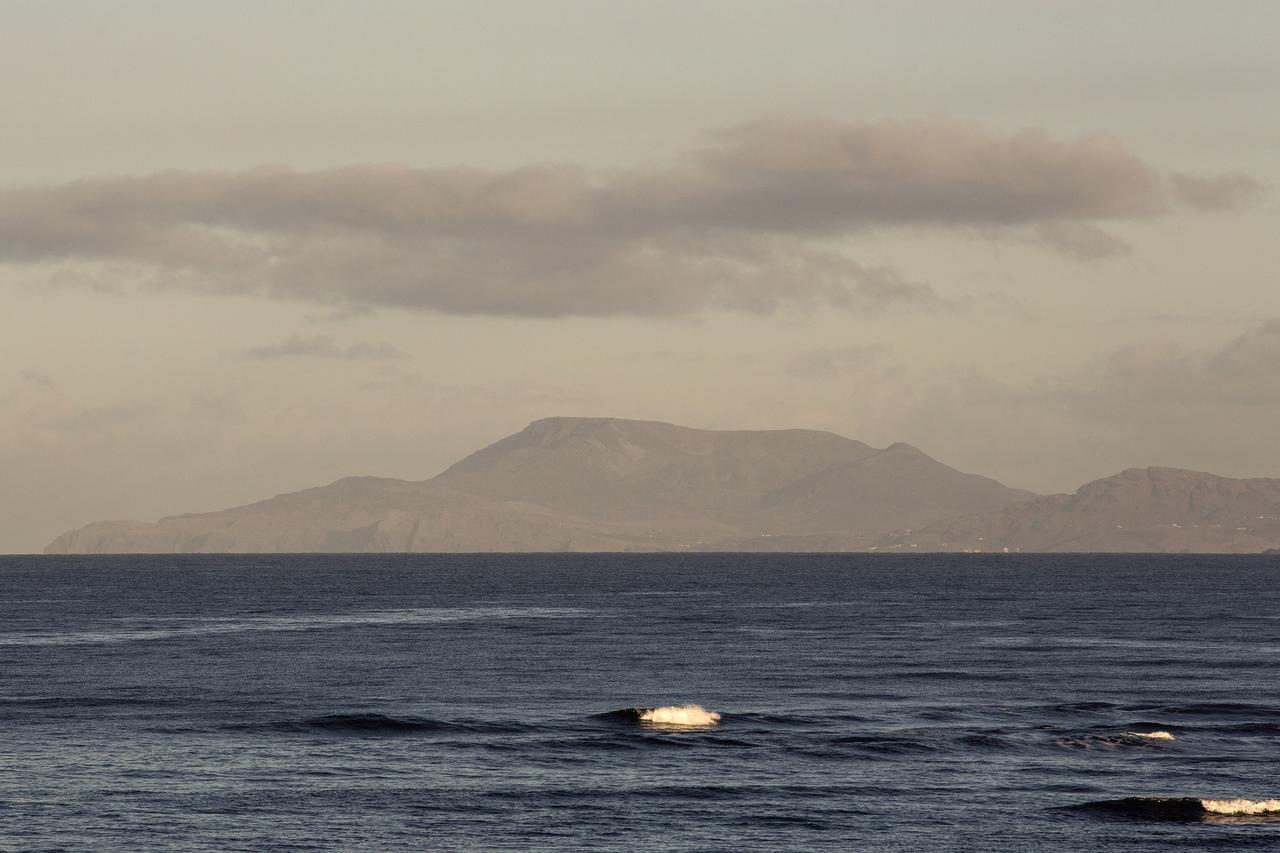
[3,0,1279,552]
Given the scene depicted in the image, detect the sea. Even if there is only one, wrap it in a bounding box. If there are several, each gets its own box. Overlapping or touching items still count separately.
[2,553,1279,851]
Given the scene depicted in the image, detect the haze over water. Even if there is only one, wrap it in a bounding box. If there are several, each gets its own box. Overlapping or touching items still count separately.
[4,553,1280,851]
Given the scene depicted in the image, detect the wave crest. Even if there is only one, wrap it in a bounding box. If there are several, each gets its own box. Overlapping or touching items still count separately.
[599,705,722,728]
[1056,729,1176,749]
[640,705,722,727]
[1070,797,1280,820]
[1201,799,1280,815]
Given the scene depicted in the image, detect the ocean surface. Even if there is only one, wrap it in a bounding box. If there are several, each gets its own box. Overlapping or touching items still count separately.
[3,553,1280,851]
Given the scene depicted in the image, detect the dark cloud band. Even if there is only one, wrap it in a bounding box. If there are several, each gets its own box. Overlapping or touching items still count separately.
[0,117,1258,317]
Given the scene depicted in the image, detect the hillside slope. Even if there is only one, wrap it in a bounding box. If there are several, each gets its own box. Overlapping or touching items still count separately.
[46,417,1032,553]
[878,467,1280,553]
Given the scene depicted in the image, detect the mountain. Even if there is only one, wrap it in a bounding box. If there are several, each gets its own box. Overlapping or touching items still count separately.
[45,416,1033,553]
[877,467,1280,553]
[752,442,1032,535]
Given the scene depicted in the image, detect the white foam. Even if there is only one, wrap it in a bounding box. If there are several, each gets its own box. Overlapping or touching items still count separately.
[1201,798,1280,815]
[639,705,721,727]
[1056,730,1176,749]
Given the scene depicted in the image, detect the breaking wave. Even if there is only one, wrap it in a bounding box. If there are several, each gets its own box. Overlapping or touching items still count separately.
[1201,798,1280,815]
[1070,797,1280,820]
[599,705,722,728]
[1055,729,1177,749]
[641,705,721,727]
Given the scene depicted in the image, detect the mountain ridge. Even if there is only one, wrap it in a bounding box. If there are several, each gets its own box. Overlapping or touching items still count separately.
[44,418,1280,554]
[45,417,1024,553]
[876,465,1280,553]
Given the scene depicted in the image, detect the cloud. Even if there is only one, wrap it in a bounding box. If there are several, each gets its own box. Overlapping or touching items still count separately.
[689,117,1169,227]
[752,320,1280,495]
[1170,172,1264,210]
[887,320,1280,490]
[46,402,156,431]
[1056,320,1280,416]
[646,350,706,365]
[20,370,56,389]
[1035,222,1131,260]
[0,117,1258,317]
[1032,321,1280,481]
[243,334,404,361]
[784,344,889,379]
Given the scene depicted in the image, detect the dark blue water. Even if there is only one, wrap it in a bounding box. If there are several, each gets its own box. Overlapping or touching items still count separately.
[3,554,1280,851]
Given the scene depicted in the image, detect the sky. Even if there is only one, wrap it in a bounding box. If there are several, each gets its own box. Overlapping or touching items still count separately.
[3,0,1279,552]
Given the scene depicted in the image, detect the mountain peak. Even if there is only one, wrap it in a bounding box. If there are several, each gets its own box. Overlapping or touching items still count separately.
[47,417,1039,553]
[51,416,1280,555]
[883,441,924,455]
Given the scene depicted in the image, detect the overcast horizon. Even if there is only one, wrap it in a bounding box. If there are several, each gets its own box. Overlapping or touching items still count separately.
[4,0,1279,553]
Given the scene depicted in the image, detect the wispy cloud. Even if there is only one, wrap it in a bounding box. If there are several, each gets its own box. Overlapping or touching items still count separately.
[1034,222,1132,260]
[1052,319,1280,415]
[784,344,889,380]
[889,319,1280,489]
[243,334,404,361]
[0,116,1259,317]
[20,370,57,389]
[46,402,155,431]
[1169,172,1263,210]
